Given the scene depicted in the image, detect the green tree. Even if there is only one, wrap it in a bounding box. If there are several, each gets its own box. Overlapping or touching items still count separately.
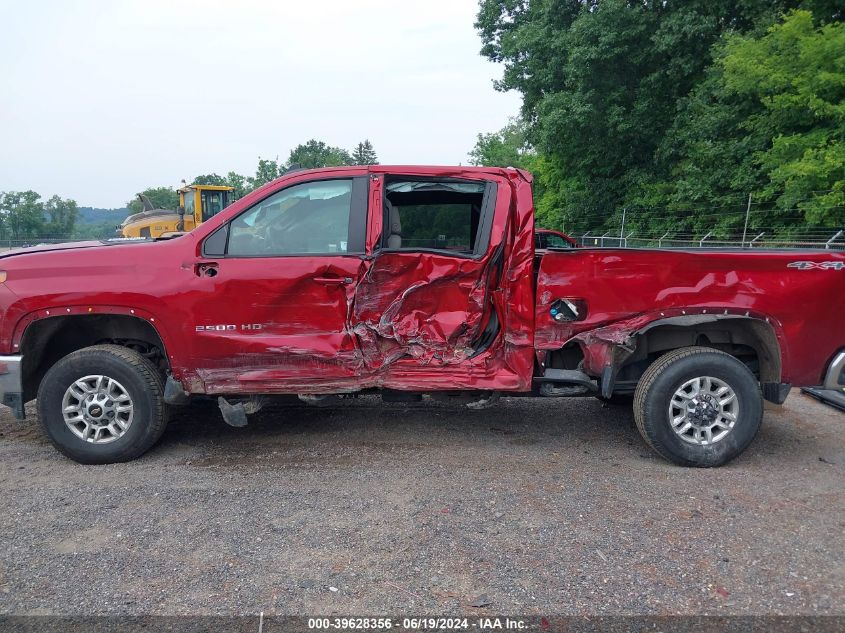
[72,207,129,240]
[194,172,249,200]
[468,118,533,168]
[287,140,353,169]
[126,187,178,214]
[248,157,282,191]
[727,11,845,226]
[475,0,839,233]
[192,173,228,186]
[224,171,249,200]
[659,10,845,231]
[0,191,47,241]
[43,195,78,236]
[351,140,379,165]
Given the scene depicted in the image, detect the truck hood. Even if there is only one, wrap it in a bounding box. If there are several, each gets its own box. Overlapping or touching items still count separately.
[0,238,157,260]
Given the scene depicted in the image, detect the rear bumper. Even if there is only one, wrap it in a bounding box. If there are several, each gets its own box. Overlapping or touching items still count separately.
[824,351,845,391]
[0,355,24,419]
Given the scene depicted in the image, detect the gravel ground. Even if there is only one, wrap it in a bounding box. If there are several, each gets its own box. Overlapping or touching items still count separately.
[0,391,842,616]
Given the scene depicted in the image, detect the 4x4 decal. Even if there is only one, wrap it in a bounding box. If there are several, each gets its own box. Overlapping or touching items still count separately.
[787,261,845,270]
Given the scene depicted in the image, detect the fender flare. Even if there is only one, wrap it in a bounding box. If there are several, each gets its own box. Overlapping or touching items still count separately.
[631,313,784,377]
[13,304,174,363]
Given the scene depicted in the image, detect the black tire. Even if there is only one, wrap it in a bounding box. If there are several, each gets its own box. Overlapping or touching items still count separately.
[37,344,168,464]
[633,346,762,468]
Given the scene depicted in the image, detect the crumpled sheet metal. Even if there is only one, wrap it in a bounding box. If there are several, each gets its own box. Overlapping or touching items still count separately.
[352,253,487,368]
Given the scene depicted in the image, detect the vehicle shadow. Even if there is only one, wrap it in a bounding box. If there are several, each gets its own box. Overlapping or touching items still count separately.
[0,393,828,469]
[148,394,827,469]
[155,394,632,454]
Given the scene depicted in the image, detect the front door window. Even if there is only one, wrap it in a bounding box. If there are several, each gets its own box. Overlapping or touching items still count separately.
[227,180,354,255]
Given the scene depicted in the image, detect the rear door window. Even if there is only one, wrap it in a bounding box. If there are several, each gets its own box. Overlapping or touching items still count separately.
[382,179,497,257]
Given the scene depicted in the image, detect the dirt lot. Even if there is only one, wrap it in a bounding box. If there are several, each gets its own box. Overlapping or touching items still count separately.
[0,391,842,616]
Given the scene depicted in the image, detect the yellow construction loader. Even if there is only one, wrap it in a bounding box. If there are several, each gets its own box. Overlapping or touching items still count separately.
[118,183,234,238]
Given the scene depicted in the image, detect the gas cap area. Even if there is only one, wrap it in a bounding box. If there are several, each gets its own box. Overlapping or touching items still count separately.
[550,298,587,322]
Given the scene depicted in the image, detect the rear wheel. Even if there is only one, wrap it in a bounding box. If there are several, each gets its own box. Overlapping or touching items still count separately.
[633,346,762,467]
[37,344,168,464]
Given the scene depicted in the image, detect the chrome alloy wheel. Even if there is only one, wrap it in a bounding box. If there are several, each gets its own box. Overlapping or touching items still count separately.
[669,376,738,446]
[62,375,134,444]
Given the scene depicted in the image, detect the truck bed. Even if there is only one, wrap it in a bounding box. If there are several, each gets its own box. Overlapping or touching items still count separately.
[534,247,845,387]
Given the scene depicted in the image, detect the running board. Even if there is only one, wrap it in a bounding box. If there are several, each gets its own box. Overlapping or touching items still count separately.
[801,387,845,412]
[534,369,597,396]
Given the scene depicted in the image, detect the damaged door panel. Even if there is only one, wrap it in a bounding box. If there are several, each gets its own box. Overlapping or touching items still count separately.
[352,177,498,369]
[352,254,493,368]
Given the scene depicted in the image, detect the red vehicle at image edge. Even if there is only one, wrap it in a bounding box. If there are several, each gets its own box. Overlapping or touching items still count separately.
[0,166,842,466]
[535,228,578,251]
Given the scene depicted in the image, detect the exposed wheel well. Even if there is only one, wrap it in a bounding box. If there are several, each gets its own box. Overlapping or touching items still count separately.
[545,318,782,395]
[19,314,168,402]
[622,319,781,386]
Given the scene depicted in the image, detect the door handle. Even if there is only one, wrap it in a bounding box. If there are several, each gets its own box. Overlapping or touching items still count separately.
[313,276,353,285]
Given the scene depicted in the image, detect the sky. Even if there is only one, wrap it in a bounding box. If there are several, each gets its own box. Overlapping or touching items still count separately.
[0,0,521,209]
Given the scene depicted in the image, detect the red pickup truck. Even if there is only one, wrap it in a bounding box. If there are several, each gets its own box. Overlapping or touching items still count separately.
[0,166,842,466]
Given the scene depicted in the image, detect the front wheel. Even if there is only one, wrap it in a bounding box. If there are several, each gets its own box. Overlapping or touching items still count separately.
[633,347,762,467]
[37,344,168,464]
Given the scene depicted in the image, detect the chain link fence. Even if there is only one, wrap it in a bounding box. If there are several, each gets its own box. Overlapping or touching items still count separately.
[576,230,845,250]
[558,193,845,250]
